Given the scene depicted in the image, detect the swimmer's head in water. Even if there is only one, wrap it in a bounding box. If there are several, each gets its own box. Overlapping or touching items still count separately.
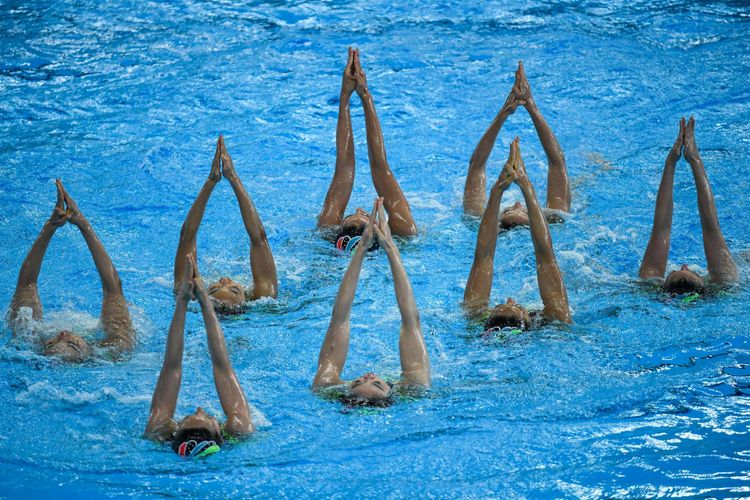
[346,372,392,406]
[485,298,530,331]
[208,277,245,311]
[43,330,92,363]
[500,202,529,230]
[338,208,370,239]
[663,265,705,295]
[172,407,224,455]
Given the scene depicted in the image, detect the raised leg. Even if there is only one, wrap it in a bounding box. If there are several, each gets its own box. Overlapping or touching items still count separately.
[221,141,278,300]
[639,119,683,279]
[319,48,357,228]
[60,182,134,352]
[514,61,571,212]
[372,202,430,387]
[353,50,417,237]
[8,181,70,328]
[683,117,738,284]
[511,139,571,323]
[193,258,253,437]
[463,142,515,314]
[313,200,378,388]
[173,138,221,293]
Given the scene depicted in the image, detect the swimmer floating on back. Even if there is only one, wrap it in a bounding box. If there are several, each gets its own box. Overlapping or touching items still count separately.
[313,198,429,406]
[146,255,253,457]
[174,136,278,313]
[7,180,135,362]
[464,138,571,331]
[638,117,738,294]
[463,61,571,229]
[318,48,417,251]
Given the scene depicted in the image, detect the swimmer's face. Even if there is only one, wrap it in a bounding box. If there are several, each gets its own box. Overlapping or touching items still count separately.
[350,372,390,402]
[664,265,705,294]
[44,330,92,363]
[178,407,222,439]
[208,277,245,307]
[501,202,529,230]
[342,208,370,234]
[486,298,530,330]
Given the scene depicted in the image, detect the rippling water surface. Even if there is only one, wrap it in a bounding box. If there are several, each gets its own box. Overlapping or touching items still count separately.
[1,0,749,497]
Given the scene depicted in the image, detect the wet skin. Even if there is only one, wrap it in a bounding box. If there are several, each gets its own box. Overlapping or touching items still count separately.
[500,202,530,230]
[208,277,245,307]
[486,298,531,330]
[663,264,705,294]
[350,372,391,401]
[43,330,93,363]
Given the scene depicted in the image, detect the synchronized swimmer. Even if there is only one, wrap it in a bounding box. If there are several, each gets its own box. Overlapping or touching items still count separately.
[5,49,741,457]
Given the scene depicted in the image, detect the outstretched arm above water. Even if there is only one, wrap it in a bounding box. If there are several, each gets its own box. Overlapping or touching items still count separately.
[319,47,357,228]
[313,199,379,388]
[463,142,516,315]
[8,180,70,326]
[193,257,254,436]
[511,138,571,323]
[463,71,524,216]
[353,51,417,237]
[145,256,193,441]
[373,203,430,387]
[173,137,222,294]
[221,139,278,300]
[61,182,135,352]
[683,117,738,284]
[513,61,571,212]
[639,118,683,280]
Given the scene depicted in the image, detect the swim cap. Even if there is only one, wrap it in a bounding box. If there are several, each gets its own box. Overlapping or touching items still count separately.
[177,440,221,459]
[336,235,363,255]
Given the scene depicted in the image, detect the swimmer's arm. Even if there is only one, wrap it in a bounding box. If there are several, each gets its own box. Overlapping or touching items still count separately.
[683,117,738,284]
[640,119,682,280]
[60,186,135,349]
[463,82,520,216]
[221,143,278,300]
[354,52,417,237]
[319,48,357,228]
[374,204,430,387]
[145,295,188,440]
[313,245,364,387]
[464,142,519,315]
[195,278,254,435]
[516,155,571,323]
[515,62,571,212]
[9,181,69,322]
[463,183,504,315]
[314,201,378,387]
[174,137,222,290]
[10,220,57,322]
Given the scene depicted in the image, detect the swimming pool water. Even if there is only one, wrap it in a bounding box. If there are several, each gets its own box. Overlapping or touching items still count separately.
[1,0,749,497]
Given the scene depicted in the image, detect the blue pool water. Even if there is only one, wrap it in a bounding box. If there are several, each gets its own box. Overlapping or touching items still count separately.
[1,0,749,497]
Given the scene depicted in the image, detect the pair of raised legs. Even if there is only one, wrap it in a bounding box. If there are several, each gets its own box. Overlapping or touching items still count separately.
[318,48,417,244]
[8,180,134,362]
[146,255,252,456]
[464,139,571,330]
[313,199,430,405]
[463,61,571,229]
[639,117,737,293]
[174,136,277,313]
